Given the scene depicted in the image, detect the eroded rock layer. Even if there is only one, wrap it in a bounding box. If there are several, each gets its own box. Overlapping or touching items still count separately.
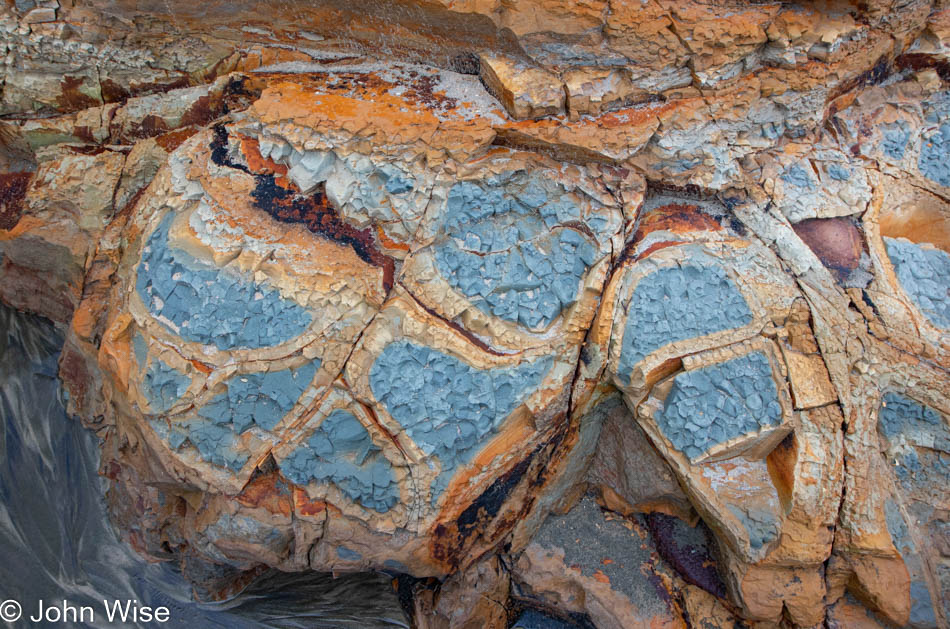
[1,0,949,626]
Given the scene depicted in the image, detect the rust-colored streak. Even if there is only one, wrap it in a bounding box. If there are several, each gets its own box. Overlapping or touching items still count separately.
[134,114,171,139]
[250,177,396,291]
[236,471,293,517]
[239,135,291,187]
[179,94,223,128]
[430,447,541,571]
[400,285,508,357]
[99,76,191,104]
[766,432,797,512]
[292,487,327,517]
[58,76,100,111]
[155,126,200,152]
[188,359,213,374]
[619,202,722,264]
[631,240,686,263]
[210,125,395,290]
[377,224,411,252]
[0,172,32,231]
[633,203,722,243]
[896,53,950,82]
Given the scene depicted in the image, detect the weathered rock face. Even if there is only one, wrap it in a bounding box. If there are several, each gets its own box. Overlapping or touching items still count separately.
[1,0,949,626]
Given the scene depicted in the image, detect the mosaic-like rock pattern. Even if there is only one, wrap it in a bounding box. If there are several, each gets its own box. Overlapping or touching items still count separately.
[656,352,782,460]
[136,212,313,349]
[281,409,399,514]
[197,362,318,433]
[884,237,950,329]
[433,179,598,329]
[2,1,950,627]
[370,340,553,498]
[618,263,752,378]
[877,394,950,627]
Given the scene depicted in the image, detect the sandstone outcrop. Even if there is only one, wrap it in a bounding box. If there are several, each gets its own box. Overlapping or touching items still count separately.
[1,0,949,626]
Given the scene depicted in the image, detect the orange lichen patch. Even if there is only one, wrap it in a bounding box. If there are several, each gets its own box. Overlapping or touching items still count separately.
[592,569,611,584]
[878,202,950,253]
[239,135,292,188]
[292,487,328,517]
[0,172,32,231]
[376,224,412,252]
[247,75,497,161]
[155,126,200,152]
[237,471,293,517]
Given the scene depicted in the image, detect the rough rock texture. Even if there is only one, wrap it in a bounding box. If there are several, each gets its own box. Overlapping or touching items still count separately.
[1,0,950,627]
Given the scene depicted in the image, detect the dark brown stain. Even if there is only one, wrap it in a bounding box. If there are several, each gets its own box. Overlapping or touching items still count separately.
[792,217,864,282]
[0,171,32,230]
[72,125,97,145]
[99,78,131,104]
[0,258,75,323]
[65,145,110,155]
[100,76,191,104]
[430,444,544,571]
[250,177,396,291]
[827,55,891,104]
[644,512,727,599]
[58,342,92,416]
[57,75,100,111]
[896,53,950,82]
[134,114,171,139]
[180,94,225,128]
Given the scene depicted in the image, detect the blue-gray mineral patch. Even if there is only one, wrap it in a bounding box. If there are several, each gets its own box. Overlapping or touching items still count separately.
[281,409,399,514]
[433,179,603,330]
[369,340,552,500]
[618,263,752,378]
[657,352,782,460]
[884,238,950,329]
[136,212,312,350]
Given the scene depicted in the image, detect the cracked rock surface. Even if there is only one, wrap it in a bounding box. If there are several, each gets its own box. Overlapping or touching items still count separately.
[1,0,950,626]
